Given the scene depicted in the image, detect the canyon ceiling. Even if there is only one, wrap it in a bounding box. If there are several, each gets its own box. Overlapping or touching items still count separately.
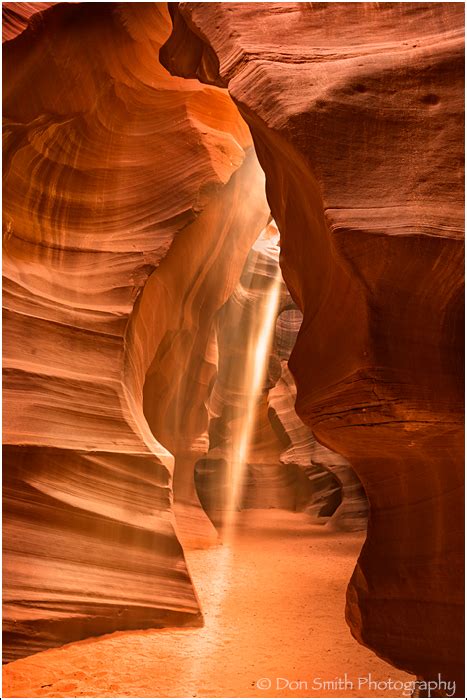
[2,1,465,696]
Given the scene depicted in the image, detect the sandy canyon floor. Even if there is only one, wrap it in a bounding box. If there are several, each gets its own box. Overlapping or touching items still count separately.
[3,510,414,698]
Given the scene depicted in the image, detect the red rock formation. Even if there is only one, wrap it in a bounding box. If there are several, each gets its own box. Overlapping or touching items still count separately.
[2,2,55,41]
[3,1,269,660]
[269,313,368,531]
[161,2,465,692]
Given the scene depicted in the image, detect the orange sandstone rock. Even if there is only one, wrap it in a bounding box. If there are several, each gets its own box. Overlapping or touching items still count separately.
[3,1,269,660]
[161,1,465,691]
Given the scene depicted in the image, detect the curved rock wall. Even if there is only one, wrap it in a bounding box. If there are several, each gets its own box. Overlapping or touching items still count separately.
[161,2,465,691]
[132,148,270,548]
[2,2,55,41]
[3,1,269,660]
[269,310,368,531]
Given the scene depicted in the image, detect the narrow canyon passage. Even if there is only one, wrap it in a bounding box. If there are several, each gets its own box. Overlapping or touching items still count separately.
[3,510,414,699]
[3,2,464,697]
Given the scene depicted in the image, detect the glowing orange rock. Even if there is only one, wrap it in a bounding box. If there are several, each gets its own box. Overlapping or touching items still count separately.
[3,2,269,660]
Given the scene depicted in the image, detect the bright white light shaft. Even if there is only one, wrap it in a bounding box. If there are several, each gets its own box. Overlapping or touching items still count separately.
[223,265,282,541]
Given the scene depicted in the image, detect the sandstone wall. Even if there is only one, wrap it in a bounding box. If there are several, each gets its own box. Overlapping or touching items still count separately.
[3,1,269,660]
[161,2,465,689]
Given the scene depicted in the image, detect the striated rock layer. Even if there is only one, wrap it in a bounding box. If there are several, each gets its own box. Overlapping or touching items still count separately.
[2,2,55,41]
[161,1,465,691]
[3,1,269,660]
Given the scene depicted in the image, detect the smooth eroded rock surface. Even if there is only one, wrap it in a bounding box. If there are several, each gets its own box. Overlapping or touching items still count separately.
[3,1,269,660]
[161,1,465,690]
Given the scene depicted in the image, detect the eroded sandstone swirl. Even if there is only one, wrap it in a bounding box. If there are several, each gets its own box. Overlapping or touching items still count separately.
[161,1,465,691]
[3,1,270,660]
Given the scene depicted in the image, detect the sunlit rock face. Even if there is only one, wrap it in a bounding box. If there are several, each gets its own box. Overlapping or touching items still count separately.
[2,2,55,41]
[139,148,270,549]
[197,224,367,530]
[3,1,269,660]
[161,1,465,690]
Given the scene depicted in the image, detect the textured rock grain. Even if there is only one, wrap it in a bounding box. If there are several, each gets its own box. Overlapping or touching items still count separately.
[3,1,269,660]
[161,1,465,690]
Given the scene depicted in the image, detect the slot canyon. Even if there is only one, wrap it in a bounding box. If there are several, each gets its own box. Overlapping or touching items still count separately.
[2,2,464,699]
